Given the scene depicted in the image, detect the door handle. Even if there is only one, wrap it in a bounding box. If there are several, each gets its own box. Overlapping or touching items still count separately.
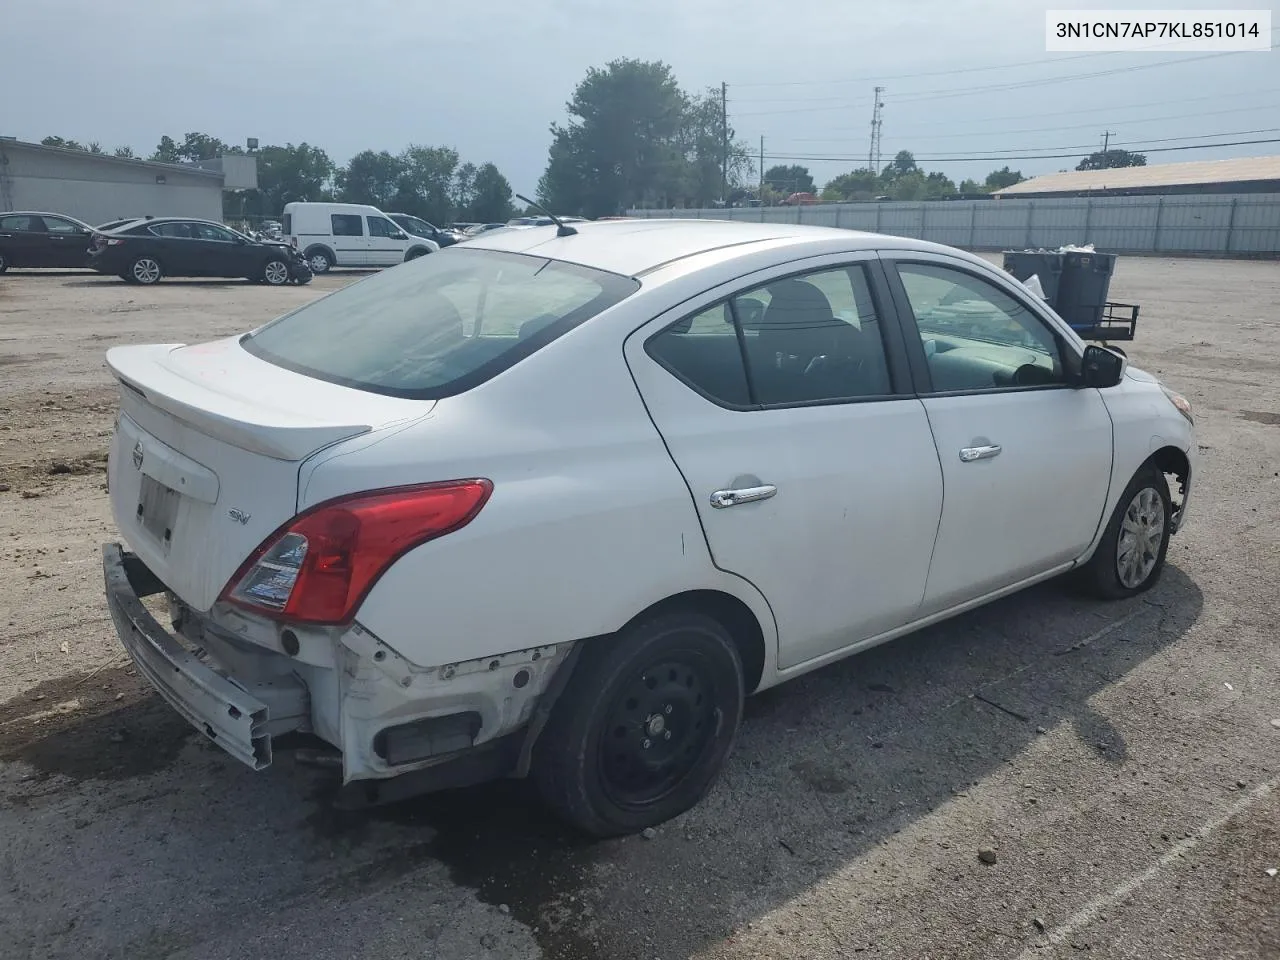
[959,444,1002,462]
[710,484,777,508]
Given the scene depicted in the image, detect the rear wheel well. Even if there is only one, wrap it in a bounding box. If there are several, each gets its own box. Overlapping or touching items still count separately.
[617,590,766,694]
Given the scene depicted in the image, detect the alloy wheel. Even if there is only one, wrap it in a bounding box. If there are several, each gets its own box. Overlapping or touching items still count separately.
[132,258,161,284]
[263,260,289,285]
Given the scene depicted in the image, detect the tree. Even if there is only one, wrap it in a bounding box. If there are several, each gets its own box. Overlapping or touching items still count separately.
[984,166,1025,189]
[243,143,334,215]
[394,145,460,223]
[151,136,180,163]
[114,146,137,159]
[337,150,405,209]
[41,136,85,151]
[821,168,882,202]
[465,163,515,222]
[678,86,752,208]
[176,132,231,162]
[539,59,689,217]
[882,150,917,180]
[1076,149,1147,171]
[764,164,815,196]
[958,178,984,194]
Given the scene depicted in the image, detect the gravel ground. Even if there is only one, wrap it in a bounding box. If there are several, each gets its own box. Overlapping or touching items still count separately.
[0,257,1278,960]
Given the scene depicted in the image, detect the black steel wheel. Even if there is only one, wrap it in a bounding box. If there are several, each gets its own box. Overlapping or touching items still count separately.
[533,611,744,837]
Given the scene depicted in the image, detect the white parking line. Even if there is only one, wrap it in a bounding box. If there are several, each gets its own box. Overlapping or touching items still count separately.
[1015,778,1277,957]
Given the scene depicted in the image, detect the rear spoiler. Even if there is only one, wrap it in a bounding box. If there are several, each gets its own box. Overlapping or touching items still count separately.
[106,344,372,461]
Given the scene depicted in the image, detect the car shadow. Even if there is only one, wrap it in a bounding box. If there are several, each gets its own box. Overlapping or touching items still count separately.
[0,566,1202,960]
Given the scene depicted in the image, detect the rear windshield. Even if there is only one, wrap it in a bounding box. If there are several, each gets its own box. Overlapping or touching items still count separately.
[240,248,639,399]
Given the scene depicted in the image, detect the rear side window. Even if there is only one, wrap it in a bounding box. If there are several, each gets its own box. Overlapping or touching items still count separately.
[149,222,196,238]
[241,248,640,399]
[282,214,292,235]
[331,214,363,236]
[0,215,37,232]
[647,264,894,408]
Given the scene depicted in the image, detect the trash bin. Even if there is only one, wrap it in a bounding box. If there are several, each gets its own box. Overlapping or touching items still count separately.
[1056,251,1117,334]
[1002,251,1064,307]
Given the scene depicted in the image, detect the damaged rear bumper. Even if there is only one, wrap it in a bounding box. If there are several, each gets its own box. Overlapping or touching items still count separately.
[102,543,272,769]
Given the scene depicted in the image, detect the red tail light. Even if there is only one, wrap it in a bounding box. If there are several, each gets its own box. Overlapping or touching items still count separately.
[219,479,493,625]
[106,238,126,246]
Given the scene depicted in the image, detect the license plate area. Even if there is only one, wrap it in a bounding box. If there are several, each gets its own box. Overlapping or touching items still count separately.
[137,474,182,553]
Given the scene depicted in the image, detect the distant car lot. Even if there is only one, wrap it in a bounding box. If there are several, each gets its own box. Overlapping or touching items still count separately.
[0,258,1277,959]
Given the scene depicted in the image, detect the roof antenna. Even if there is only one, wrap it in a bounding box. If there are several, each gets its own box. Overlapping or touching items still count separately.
[516,194,577,237]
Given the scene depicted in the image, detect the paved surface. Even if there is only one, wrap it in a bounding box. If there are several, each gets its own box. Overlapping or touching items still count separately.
[1,257,1278,960]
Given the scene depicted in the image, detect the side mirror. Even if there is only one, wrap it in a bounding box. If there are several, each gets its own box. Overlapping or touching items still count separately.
[1080,344,1125,388]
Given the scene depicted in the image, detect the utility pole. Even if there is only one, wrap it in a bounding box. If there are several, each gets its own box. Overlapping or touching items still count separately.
[1101,130,1115,153]
[868,86,885,172]
[759,135,764,197]
[720,82,729,205]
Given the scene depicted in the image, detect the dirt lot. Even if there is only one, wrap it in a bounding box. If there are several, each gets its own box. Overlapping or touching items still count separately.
[1,258,1278,960]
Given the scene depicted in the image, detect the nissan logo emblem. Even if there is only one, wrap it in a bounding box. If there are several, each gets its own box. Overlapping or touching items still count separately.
[132,441,144,471]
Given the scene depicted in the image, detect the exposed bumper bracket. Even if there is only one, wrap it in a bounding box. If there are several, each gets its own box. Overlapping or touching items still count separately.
[103,543,272,770]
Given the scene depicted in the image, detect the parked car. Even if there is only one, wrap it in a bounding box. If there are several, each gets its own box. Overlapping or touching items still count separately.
[0,211,95,271]
[282,201,439,273]
[386,213,461,248]
[101,221,1194,837]
[88,217,312,285]
[461,222,510,239]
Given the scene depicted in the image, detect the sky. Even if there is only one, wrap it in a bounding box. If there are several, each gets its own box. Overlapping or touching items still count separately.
[4,0,1277,200]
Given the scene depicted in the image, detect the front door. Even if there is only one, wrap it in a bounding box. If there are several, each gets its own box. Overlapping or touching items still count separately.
[883,254,1114,614]
[37,215,93,267]
[190,222,257,277]
[330,213,368,266]
[626,255,945,670]
[366,215,406,267]
[0,214,46,267]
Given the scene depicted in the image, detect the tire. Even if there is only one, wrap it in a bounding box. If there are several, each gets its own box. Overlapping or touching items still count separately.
[405,247,431,261]
[262,258,291,286]
[119,273,136,283]
[1080,464,1172,600]
[0,250,8,273]
[128,256,162,285]
[295,275,312,285]
[305,248,333,274]
[533,611,745,838]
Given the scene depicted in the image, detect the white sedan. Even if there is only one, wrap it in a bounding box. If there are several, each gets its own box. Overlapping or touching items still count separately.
[101,220,1195,836]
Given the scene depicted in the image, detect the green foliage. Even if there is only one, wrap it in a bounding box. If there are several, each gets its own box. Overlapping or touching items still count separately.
[113,146,136,159]
[150,135,180,163]
[41,136,85,150]
[538,59,751,216]
[764,164,814,195]
[465,163,516,222]
[958,178,984,194]
[1076,149,1147,171]
[984,166,1025,189]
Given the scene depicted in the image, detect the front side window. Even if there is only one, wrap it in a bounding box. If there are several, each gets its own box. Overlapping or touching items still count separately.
[42,216,83,234]
[194,223,238,242]
[646,263,894,408]
[367,217,400,238]
[331,214,363,237]
[895,262,1064,392]
[241,248,639,399]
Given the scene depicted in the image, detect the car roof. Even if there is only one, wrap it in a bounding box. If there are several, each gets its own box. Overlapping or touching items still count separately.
[461,218,963,277]
[1,211,90,222]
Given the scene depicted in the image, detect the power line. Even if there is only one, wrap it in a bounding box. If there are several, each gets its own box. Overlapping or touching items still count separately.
[876,128,1280,159]
[731,51,1256,117]
[766,88,1280,137]
[763,136,1280,164]
[770,99,1280,144]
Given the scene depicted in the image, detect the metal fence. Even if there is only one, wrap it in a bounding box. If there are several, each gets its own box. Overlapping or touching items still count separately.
[625,193,1280,256]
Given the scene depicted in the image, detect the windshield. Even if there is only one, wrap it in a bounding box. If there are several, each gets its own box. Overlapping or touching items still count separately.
[240,248,639,399]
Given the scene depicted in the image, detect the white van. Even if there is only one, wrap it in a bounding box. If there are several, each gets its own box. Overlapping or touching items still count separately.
[282,202,439,273]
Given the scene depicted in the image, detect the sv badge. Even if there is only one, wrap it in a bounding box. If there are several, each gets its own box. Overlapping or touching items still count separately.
[227,508,252,526]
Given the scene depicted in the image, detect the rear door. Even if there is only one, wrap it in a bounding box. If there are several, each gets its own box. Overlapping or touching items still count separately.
[330,213,367,266]
[882,253,1114,614]
[145,221,202,275]
[366,215,405,266]
[38,215,93,267]
[626,254,945,670]
[0,214,45,267]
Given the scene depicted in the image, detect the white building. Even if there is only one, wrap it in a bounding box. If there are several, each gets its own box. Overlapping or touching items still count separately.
[0,138,257,224]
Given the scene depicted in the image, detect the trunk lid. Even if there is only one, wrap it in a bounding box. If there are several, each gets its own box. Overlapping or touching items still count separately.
[106,338,434,612]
